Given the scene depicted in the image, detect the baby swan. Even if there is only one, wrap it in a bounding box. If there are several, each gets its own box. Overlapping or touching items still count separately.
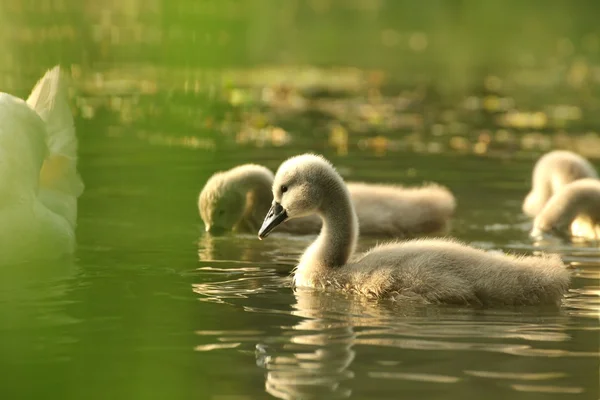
[531,178,600,241]
[199,164,276,234]
[258,154,569,307]
[523,150,597,217]
[199,163,455,237]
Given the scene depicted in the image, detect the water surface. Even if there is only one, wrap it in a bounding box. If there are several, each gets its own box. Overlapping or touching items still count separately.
[0,131,597,399]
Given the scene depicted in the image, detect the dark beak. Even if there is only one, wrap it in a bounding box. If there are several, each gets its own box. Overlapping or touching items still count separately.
[258,202,288,239]
[531,224,570,242]
[549,225,571,241]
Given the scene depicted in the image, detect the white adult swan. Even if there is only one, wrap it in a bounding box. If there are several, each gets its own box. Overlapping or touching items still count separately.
[258,154,569,306]
[199,163,455,237]
[0,66,83,264]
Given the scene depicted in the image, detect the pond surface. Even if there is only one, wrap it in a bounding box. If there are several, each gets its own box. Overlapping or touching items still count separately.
[0,128,597,400]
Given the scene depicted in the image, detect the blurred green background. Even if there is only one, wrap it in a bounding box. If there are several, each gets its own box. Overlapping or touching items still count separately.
[3,0,600,158]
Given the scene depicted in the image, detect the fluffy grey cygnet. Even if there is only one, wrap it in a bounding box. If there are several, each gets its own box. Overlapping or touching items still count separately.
[523,150,600,240]
[199,163,455,237]
[258,154,569,307]
[523,150,597,217]
[532,178,600,240]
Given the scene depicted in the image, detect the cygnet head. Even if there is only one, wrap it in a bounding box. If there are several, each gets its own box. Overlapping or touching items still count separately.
[531,203,575,240]
[198,172,245,235]
[530,217,572,242]
[258,154,343,239]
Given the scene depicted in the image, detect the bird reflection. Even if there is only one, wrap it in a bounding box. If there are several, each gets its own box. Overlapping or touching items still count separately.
[256,289,357,399]
[255,288,432,399]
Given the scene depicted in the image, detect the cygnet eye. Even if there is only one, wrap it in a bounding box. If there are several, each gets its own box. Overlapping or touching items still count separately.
[281,185,288,194]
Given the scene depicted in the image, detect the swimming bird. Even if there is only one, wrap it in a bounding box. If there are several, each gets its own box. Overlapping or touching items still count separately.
[523,150,597,217]
[258,154,569,307]
[0,66,83,264]
[531,178,600,241]
[199,163,455,237]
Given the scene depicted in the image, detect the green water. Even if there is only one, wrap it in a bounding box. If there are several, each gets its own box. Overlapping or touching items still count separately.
[0,132,597,399]
[2,0,600,398]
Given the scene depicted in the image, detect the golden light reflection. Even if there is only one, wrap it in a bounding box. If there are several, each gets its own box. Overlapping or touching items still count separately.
[25,63,600,159]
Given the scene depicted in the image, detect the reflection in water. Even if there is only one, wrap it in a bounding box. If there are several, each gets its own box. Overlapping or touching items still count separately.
[192,265,289,304]
[257,289,359,399]
[197,231,311,265]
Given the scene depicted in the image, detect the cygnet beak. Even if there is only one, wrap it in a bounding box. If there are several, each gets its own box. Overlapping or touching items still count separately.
[548,226,571,241]
[205,224,227,236]
[530,224,570,242]
[258,202,288,239]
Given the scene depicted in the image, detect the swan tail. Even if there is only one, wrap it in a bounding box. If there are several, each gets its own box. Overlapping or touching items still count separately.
[26,66,84,198]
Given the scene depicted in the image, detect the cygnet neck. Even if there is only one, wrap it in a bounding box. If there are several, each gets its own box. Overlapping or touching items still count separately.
[312,178,358,269]
[228,165,274,231]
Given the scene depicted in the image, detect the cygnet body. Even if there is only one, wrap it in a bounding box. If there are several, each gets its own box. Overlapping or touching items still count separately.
[258,154,569,307]
[523,150,597,217]
[0,66,83,264]
[532,178,600,240]
[199,163,455,237]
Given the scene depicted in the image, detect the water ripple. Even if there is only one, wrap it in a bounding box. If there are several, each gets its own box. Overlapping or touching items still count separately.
[510,384,585,394]
[192,266,290,303]
[369,371,461,383]
[464,370,567,380]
